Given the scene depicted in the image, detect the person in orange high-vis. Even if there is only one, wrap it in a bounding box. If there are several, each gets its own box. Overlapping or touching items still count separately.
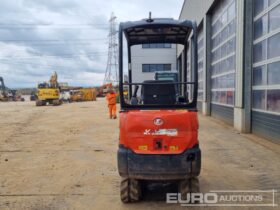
[106,88,117,119]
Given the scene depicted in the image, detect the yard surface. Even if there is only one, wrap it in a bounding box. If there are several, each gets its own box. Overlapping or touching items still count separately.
[0,99,279,209]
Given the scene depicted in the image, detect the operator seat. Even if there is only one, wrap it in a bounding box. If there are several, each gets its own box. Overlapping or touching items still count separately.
[141,80,176,105]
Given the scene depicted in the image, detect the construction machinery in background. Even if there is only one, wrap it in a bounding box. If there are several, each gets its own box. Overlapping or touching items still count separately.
[69,88,97,102]
[79,88,97,101]
[70,90,84,102]
[0,77,25,102]
[117,17,200,202]
[60,90,71,102]
[0,76,8,101]
[59,84,80,102]
[2,74,96,104]
[36,72,61,106]
[8,90,25,101]
[30,91,37,101]
[58,88,96,103]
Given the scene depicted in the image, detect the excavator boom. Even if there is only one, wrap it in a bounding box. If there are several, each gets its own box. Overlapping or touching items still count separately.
[0,76,8,101]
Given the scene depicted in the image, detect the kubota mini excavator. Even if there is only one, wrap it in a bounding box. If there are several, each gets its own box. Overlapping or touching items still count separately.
[117,17,201,202]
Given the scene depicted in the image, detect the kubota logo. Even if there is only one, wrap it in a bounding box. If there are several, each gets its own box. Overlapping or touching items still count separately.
[154,118,163,126]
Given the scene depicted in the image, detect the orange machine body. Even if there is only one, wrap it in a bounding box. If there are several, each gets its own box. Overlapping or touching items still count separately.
[119,110,198,155]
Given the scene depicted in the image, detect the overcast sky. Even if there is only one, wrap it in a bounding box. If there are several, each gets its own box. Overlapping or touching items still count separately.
[0,0,184,88]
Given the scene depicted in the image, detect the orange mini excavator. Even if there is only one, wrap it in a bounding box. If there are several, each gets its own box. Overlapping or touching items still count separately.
[117,16,201,202]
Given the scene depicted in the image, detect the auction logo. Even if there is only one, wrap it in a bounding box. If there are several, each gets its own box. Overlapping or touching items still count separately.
[166,190,278,207]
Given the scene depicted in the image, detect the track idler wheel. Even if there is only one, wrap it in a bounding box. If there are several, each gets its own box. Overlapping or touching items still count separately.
[120,178,142,203]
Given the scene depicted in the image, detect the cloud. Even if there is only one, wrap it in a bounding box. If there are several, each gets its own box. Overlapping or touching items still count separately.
[0,0,183,88]
[23,0,79,13]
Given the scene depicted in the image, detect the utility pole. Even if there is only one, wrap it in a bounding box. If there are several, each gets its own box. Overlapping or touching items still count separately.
[103,12,118,85]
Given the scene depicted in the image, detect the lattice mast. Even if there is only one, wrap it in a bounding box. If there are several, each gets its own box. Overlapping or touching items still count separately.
[103,12,118,85]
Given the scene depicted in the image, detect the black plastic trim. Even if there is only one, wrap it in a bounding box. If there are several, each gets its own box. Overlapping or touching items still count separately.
[117,144,201,180]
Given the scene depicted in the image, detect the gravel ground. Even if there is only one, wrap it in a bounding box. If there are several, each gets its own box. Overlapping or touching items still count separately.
[0,99,279,210]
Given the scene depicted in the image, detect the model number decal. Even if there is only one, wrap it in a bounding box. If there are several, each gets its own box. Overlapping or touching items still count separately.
[143,129,178,136]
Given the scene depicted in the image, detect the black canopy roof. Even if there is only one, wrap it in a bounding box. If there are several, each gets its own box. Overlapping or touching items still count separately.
[120,18,195,45]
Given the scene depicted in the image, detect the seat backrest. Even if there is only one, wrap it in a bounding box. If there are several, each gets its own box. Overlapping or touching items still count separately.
[141,80,176,105]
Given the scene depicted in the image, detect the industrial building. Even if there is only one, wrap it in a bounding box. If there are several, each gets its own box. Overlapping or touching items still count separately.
[177,0,280,142]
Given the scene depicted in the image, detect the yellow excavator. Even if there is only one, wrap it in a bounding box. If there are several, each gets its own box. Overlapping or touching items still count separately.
[36,72,62,106]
